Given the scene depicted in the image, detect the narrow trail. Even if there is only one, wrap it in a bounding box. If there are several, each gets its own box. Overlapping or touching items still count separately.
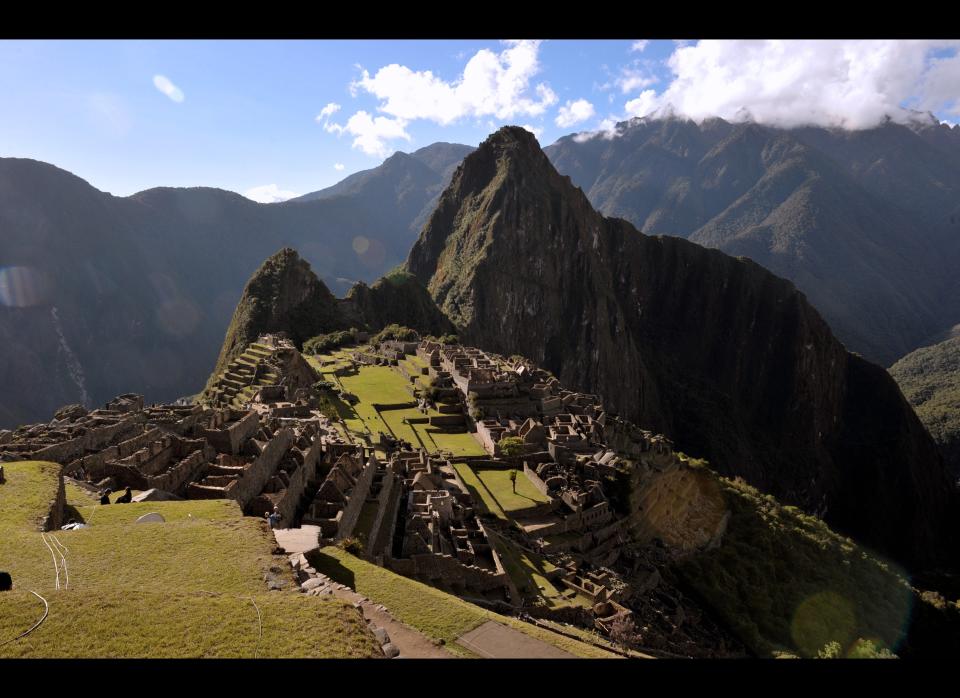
[0,591,50,649]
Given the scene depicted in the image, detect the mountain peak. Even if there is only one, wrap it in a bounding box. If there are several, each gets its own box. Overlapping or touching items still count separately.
[406,125,959,572]
[204,247,344,392]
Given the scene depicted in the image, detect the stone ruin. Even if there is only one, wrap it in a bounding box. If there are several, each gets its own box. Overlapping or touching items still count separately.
[0,335,365,529]
[382,449,509,596]
[203,334,318,409]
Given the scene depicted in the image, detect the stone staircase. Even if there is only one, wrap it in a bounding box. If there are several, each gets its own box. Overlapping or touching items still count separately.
[205,341,284,408]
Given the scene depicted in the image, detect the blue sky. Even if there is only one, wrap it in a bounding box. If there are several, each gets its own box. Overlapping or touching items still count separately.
[1,39,957,202]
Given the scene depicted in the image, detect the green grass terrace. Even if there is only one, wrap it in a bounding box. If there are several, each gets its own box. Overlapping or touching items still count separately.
[310,546,617,659]
[0,461,381,658]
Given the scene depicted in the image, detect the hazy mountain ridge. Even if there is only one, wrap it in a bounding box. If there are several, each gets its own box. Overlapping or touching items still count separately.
[0,149,470,425]
[408,126,959,572]
[544,117,960,366]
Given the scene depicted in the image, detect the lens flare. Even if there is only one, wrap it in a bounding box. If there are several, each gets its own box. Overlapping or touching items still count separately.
[0,266,54,307]
[352,235,370,255]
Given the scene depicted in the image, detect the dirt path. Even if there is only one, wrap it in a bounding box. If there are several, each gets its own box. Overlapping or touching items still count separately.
[328,585,454,659]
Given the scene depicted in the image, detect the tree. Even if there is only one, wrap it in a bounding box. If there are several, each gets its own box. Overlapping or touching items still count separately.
[498,436,526,459]
[609,615,637,650]
[509,469,518,493]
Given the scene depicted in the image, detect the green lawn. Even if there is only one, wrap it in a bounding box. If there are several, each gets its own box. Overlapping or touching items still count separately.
[339,365,416,406]
[0,460,62,531]
[0,461,381,658]
[470,466,551,514]
[0,590,378,658]
[309,547,617,659]
[488,532,588,610]
[323,364,485,458]
[452,462,506,519]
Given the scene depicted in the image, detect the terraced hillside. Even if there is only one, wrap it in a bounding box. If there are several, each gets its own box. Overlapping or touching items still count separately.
[203,340,283,408]
[0,461,381,658]
[305,348,486,460]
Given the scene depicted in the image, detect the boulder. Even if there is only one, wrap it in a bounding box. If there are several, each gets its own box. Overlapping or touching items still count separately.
[372,627,390,644]
[131,488,183,503]
[301,577,324,591]
[381,642,400,658]
[54,404,88,421]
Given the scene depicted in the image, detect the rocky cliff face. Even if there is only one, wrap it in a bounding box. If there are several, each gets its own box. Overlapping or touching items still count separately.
[545,117,960,366]
[340,271,455,338]
[407,126,959,572]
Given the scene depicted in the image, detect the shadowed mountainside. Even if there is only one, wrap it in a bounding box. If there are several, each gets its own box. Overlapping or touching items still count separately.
[0,145,472,425]
[408,126,959,573]
[544,116,960,366]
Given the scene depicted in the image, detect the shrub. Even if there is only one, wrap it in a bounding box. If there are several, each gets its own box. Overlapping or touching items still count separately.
[337,537,364,556]
[303,330,354,354]
[371,324,420,344]
[499,436,526,458]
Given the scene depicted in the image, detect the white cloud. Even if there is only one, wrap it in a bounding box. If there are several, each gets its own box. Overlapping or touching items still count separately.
[631,40,649,53]
[641,39,960,129]
[617,69,658,94]
[334,163,345,171]
[918,51,960,116]
[520,124,543,139]
[352,40,557,125]
[153,75,184,103]
[624,89,662,118]
[555,98,596,127]
[324,110,411,157]
[327,40,558,156]
[316,102,341,121]
[243,184,300,203]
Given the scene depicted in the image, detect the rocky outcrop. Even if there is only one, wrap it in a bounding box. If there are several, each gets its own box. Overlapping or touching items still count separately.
[205,248,348,391]
[407,126,959,572]
[341,271,455,338]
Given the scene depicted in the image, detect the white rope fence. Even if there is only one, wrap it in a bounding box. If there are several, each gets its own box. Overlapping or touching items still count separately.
[0,591,49,648]
[40,534,60,591]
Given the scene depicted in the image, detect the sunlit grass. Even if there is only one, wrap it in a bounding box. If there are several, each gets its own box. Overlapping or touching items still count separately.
[310,547,617,659]
[0,461,380,657]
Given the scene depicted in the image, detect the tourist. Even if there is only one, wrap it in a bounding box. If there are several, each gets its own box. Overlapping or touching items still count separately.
[100,488,112,505]
[267,507,282,529]
[116,487,133,504]
[0,571,12,592]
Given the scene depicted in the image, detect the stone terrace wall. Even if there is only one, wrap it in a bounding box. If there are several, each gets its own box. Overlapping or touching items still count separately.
[386,552,507,593]
[202,411,260,455]
[40,473,66,532]
[234,429,294,508]
[366,470,401,559]
[335,457,378,540]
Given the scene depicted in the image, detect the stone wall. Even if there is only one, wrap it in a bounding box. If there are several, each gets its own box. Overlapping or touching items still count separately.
[234,428,294,507]
[386,552,507,593]
[40,473,66,532]
[428,414,465,427]
[202,411,260,455]
[367,470,401,560]
[335,456,378,540]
